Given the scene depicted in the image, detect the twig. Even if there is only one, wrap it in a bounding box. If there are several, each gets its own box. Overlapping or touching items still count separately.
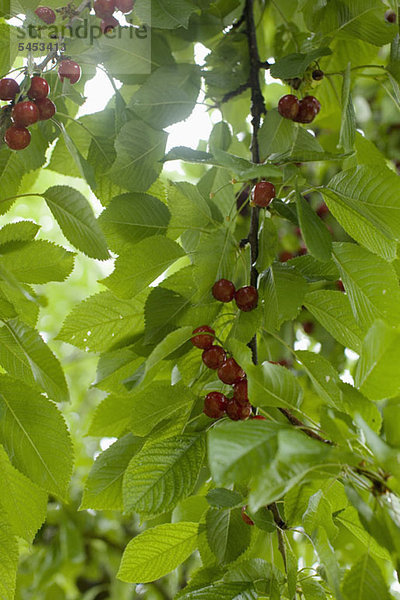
[221,81,251,104]
[278,408,334,445]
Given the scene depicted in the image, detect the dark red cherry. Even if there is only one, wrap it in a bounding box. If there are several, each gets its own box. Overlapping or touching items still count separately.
[202,346,227,370]
[58,60,81,85]
[115,0,134,12]
[94,0,115,17]
[279,251,295,262]
[218,358,246,385]
[226,399,251,420]
[212,278,235,302]
[302,321,314,335]
[11,101,39,126]
[100,14,119,33]
[203,392,228,419]
[278,94,300,120]
[235,286,258,312]
[312,69,324,81]
[28,76,49,100]
[35,97,56,120]
[294,96,321,124]
[385,9,396,23]
[251,415,267,420]
[4,126,31,150]
[336,280,345,292]
[241,506,255,525]
[316,202,329,218]
[0,78,20,101]
[252,181,275,207]
[35,6,56,23]
[233,379,248,405]
[191,325,215,349]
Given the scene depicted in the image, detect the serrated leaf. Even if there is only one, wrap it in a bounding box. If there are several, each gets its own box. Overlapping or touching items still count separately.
[123,434,205,517]
[206,488,243,509]
[339,63,356,152]
[260,264,307,330]
[206,507,251,564]
[0,510,18,600]
[0,318,69,403]
[59,122,96,189]
[80,434,143,511]
[332,242,400,328]
[301,578,327,599]
[102,236,185,299]
[0,376,73,497]
[335,507,391,561]
[303,490,338,539]
[43,186,109,260]
[270,47,332,79]
[89,392,138,437]
[296,191,332,262]
[177,581,257,600]
[247,361,303,409]
[0,240,75,284]
[118,522,199,582]
[0,221,40,244]
[167,181,212,238]
[342,554,390,600]
[296,350,343,410]
[134,0,197,29]
[259,109,296,159]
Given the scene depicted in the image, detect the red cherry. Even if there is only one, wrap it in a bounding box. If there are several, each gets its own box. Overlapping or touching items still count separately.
[235,286,258,312]
[28,76,49,100]
[302,321,314,335]
[58,60,81,85]
[385,9,396,23]
[94,0,115,17]
[252,181,275,207]
[203,392,228,419]
[202,345,227,370]
[35,6,56,23]
[35,97,56,120]
[11,101,39,127]
[0,78,20,101]
[312,69,324,81]
[294,96,321,124]
[297,245,307,256]
[212,279,235,302]
[191,325,215,349]
[233,379,248,405]
[241,506,255,526]
[226,399,251,420]
[100,14,119,33]
[278,94,300,120]
[336,280,345,292]
[279,251,295,262]
[4,126,31,150]
[251,415,267,420]
[316,202,329,218]
[218,358,246,385]
[115,0,134,12]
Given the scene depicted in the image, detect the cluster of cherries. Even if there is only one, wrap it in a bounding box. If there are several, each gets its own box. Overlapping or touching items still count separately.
[278,94,321,124]
[93,0,134,33]
[0,75,56,150]
[212,278,258,312]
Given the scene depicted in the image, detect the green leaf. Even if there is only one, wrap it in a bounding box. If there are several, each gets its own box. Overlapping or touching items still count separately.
[0,240,75,284]
[57,290,145,353]
[0,510,18,600]
[258,109,296,159]
[130,64,201,129]
[102,236,185,299]
[109,118,167,192]
[206,507,251,564]
[256,215,278,272]
[301,578,327,599]
[335,507,391,561]
[134,0,198,29]
[89,392,138,437]
[167,181,212,238]
[98,192,170,253]
[0,221,40,244]
[296,191,332,262]
[304,290,364,352]
[176,582,257,600]
[43,186,109,260]
[59,122,96,189]
[323,166,400,260]
[209,121,232,154]
[247,361,303,409]
[313,527,343,600]
[0,318,69,403]
[206,488,243,509]
[270,48,332,79]
[332,242,400,328]
[0,376,73,497]
[260,264,307,330]
[118,522,199,582]
[355,319,400,401]
[80,434,143,511]
[296,350,343,410]
[194,228,237,298]
[339,63,356,152]
[123,434,206,517]
[342,554,390,600]
[303,490,338,539]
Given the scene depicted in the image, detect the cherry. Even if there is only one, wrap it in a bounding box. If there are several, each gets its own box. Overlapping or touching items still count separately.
[191,325,215,349]
[294,96,321,124]
[203,392,228,419]
[94,0,115,17]
[235,286,258,312]
[252,181,275,207]
[385,9,396,23]
[202,345,227,370]
[35,6,56,23]
[28,76,49,100]
[233,379,248,405]
[336,280,345,292]
[4,126,31,150]
[297,245,307,256]
[212,278,235,302]
[241,506,255,526]
[35,97,56,121]
[312,69,324,81]
[226,399,251,420]
[218,358,245,385]
[302,321,314,335]
[101,15,119,33]
[279,251,295,262]
[11,101,39,127]
[0,78,20,101]
[316,202,329,218]
[251,415,266,420]
[115,0,134,13]
[278,94,300,120]
[58,60,81,85]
